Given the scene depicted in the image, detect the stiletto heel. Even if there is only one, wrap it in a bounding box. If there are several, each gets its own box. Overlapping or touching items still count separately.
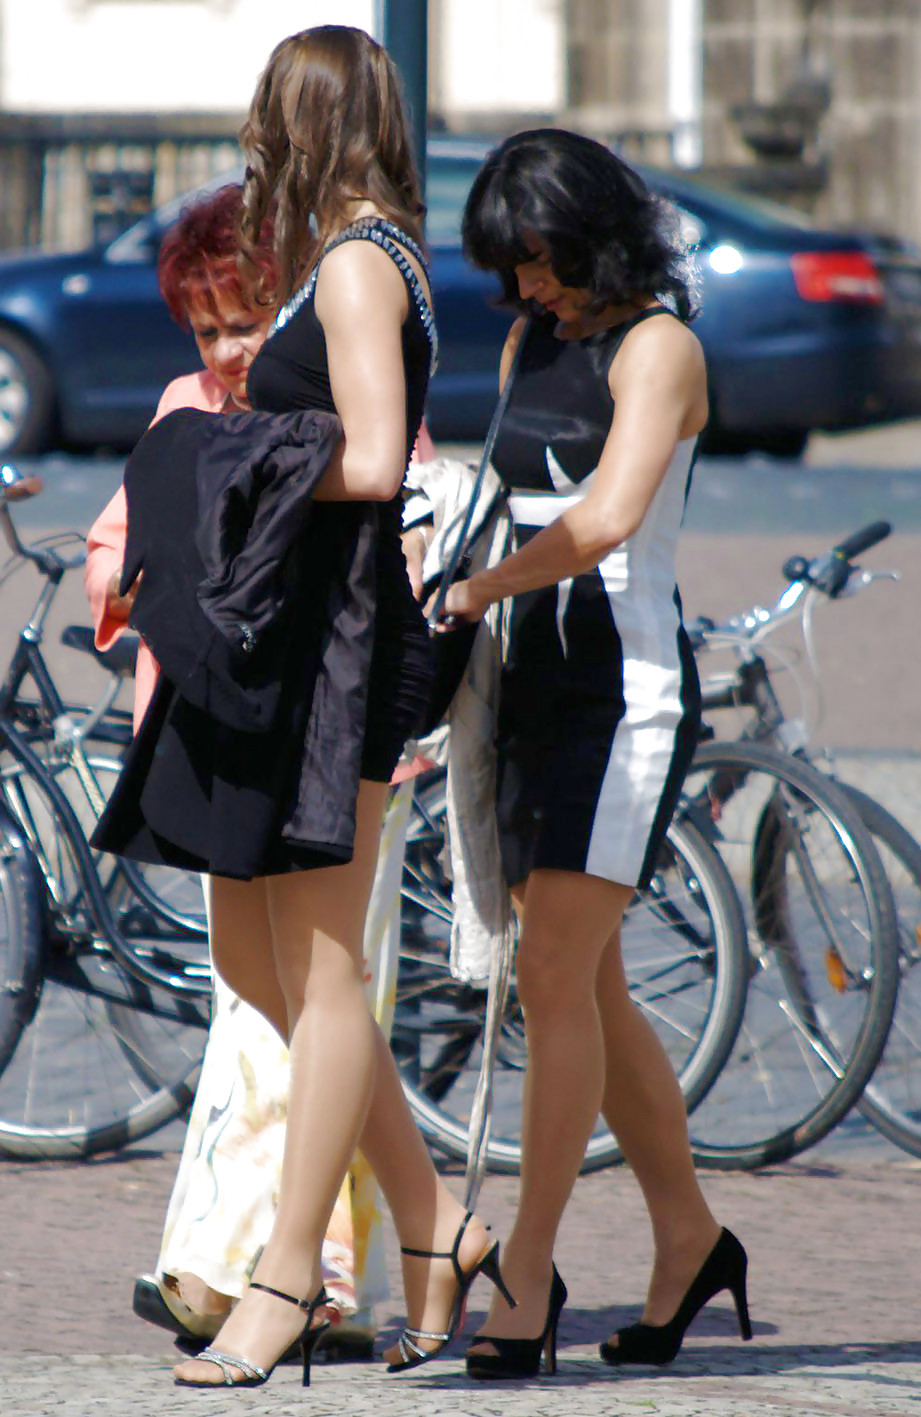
[466,1265,567,1381]
[387,1210,517,1373]
[600,1227,752,1367]
[730,1263,753,1341]
[299,1310,331,1387]
[173,1281,330,1389]
[476,1236,517,1309]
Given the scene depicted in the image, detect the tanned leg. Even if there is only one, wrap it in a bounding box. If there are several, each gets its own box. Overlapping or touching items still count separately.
[174,782,388,1384]
[595,929,719,1339]
[470,868,634,1352]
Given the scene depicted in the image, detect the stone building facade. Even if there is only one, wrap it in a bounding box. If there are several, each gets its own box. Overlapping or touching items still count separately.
[557,0,921,244]
[2,0,920,251]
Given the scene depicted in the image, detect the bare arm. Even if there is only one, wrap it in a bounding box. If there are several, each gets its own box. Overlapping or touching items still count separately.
[311,241,414,502]
[443,316,707,620]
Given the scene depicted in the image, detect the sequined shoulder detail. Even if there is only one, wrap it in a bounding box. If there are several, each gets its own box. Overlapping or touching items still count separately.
[271,217,438,376]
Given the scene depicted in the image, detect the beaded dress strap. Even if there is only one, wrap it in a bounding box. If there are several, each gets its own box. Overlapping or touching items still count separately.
[271,217,438,376]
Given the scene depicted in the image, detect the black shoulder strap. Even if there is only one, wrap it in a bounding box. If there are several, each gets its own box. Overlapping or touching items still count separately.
[426,319,530,627]
[273,218,437,374]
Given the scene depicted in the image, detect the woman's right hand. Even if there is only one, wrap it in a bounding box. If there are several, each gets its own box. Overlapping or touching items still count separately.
[105,566,140,621]
[401,525,430,601]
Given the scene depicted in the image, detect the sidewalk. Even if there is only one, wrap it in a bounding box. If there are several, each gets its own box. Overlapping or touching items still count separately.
[2,1151,920,1414]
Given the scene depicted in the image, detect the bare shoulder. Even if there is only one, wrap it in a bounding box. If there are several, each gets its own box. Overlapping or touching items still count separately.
[314,239,409,327]
[609,311,705,394]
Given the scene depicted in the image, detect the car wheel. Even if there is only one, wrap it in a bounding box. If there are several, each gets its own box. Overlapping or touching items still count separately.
[0,327,54,457]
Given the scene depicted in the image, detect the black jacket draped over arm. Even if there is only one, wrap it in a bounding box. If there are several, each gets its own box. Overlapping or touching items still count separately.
[91,406,384,878]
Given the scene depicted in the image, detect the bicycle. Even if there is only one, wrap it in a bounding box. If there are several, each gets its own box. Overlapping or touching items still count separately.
[392,760,750,1175]
[680,522,906,1168]
[0,463,209,1159]
[0,465,746,1175]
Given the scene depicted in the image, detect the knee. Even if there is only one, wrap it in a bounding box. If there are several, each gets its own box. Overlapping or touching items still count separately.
[516,929,593,1020]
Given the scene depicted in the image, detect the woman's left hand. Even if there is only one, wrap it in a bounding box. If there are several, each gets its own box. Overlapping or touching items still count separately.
[434,574,492,628]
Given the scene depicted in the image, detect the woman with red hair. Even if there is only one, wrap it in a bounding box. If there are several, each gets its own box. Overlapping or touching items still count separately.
[86,183,276,726]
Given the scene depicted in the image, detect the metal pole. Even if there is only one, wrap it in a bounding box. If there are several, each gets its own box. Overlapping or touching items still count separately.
[381,0,428,204]
[668,0,703,169]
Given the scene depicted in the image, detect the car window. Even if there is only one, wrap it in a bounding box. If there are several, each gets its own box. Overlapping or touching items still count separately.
[653,176,817,234]
[425,157,483,246]
[105,150,486,262]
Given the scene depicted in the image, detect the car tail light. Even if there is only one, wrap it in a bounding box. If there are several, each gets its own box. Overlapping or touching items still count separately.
[791,251,885,304]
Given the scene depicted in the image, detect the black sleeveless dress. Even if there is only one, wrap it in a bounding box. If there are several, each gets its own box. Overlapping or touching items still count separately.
[247,218,435,784]
[491,308,701,891]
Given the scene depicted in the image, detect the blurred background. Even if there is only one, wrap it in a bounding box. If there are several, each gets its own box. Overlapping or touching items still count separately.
[0,1,919,763]
[3,0,921,457]
[2,0,920,251]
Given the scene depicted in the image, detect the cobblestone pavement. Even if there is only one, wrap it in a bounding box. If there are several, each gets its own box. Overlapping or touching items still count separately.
[3,1153,921,1414]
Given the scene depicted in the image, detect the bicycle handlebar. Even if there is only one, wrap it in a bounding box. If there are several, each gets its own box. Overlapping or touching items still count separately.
[690,521,897,651]
[833,520,892,560]
[1,472,43,501]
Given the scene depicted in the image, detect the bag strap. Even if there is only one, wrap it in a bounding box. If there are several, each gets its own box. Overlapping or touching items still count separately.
[426,318,530,627]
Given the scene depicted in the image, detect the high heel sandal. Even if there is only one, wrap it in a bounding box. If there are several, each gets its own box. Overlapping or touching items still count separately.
[173,1281,330,1389]
[387,1210,516,1373]
[600,1227,752,1367]
[466,1264,567,1381]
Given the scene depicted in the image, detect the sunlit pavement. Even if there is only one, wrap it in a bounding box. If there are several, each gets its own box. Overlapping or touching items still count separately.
[2,1153,920,1414]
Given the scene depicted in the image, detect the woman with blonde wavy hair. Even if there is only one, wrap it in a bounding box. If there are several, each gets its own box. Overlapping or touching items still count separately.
[159,25,513,1390]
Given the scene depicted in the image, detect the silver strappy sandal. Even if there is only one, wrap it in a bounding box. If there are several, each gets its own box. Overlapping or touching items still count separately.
[173,1281,330,1389]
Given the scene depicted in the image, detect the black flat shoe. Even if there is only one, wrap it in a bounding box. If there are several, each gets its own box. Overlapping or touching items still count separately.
[466,1265,567,1381]
[132,1273,220,1343]
[600,1227,752,1367]
[387,1210,516,1373]
[173,1281,330,1389]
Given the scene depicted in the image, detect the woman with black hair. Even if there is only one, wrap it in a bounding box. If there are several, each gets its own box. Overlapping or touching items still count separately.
[442,128,751,1379]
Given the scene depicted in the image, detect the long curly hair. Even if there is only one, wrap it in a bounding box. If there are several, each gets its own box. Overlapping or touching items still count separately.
[239,25,424,305]
[462,129,694,321]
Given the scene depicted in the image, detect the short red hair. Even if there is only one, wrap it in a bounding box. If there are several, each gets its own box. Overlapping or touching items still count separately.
[157,184,277,326]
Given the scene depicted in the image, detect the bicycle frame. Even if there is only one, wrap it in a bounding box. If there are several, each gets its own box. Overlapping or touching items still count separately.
[0,556,210,997]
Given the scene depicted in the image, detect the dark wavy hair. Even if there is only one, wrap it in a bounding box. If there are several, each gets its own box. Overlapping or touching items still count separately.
[239,25,424,304]
[462,129,694,321]
[158,184,277,326]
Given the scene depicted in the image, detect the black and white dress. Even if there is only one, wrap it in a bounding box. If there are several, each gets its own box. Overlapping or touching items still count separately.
[492,307,701,891]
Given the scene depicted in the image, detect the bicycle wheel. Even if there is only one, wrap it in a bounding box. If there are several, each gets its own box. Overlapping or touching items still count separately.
[838,784,921,1157]
[682,741,900,1170]
[398,806,749,1175]
[1,750,208,970]
[0,806,46,1074]
[0,941,207,1159]
[0,752,209,1158]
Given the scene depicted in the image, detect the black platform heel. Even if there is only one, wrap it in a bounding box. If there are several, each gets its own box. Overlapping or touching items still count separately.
[600,1228,752,1367]
[173,1281,330,1389]
[466,1264,567,1381]
[387,1210,517,1373]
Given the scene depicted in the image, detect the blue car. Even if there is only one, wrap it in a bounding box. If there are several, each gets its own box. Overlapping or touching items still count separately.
[1,135,921,457]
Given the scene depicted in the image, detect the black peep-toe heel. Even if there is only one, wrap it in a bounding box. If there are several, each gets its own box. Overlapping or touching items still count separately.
[600,1227,752,1367]
[387,1210,516,1373]
[466,1264,567,1381]
[173,1281,330,1389]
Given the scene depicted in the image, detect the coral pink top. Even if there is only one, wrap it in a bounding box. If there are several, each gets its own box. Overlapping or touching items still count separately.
[84,377,437,738]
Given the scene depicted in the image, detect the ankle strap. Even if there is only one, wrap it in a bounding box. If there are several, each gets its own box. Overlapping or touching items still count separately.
[401,1210,475,1261]
[248,1280,328,1314]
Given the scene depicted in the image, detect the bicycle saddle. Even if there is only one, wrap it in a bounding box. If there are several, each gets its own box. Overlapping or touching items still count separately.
[61,624,138,679]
